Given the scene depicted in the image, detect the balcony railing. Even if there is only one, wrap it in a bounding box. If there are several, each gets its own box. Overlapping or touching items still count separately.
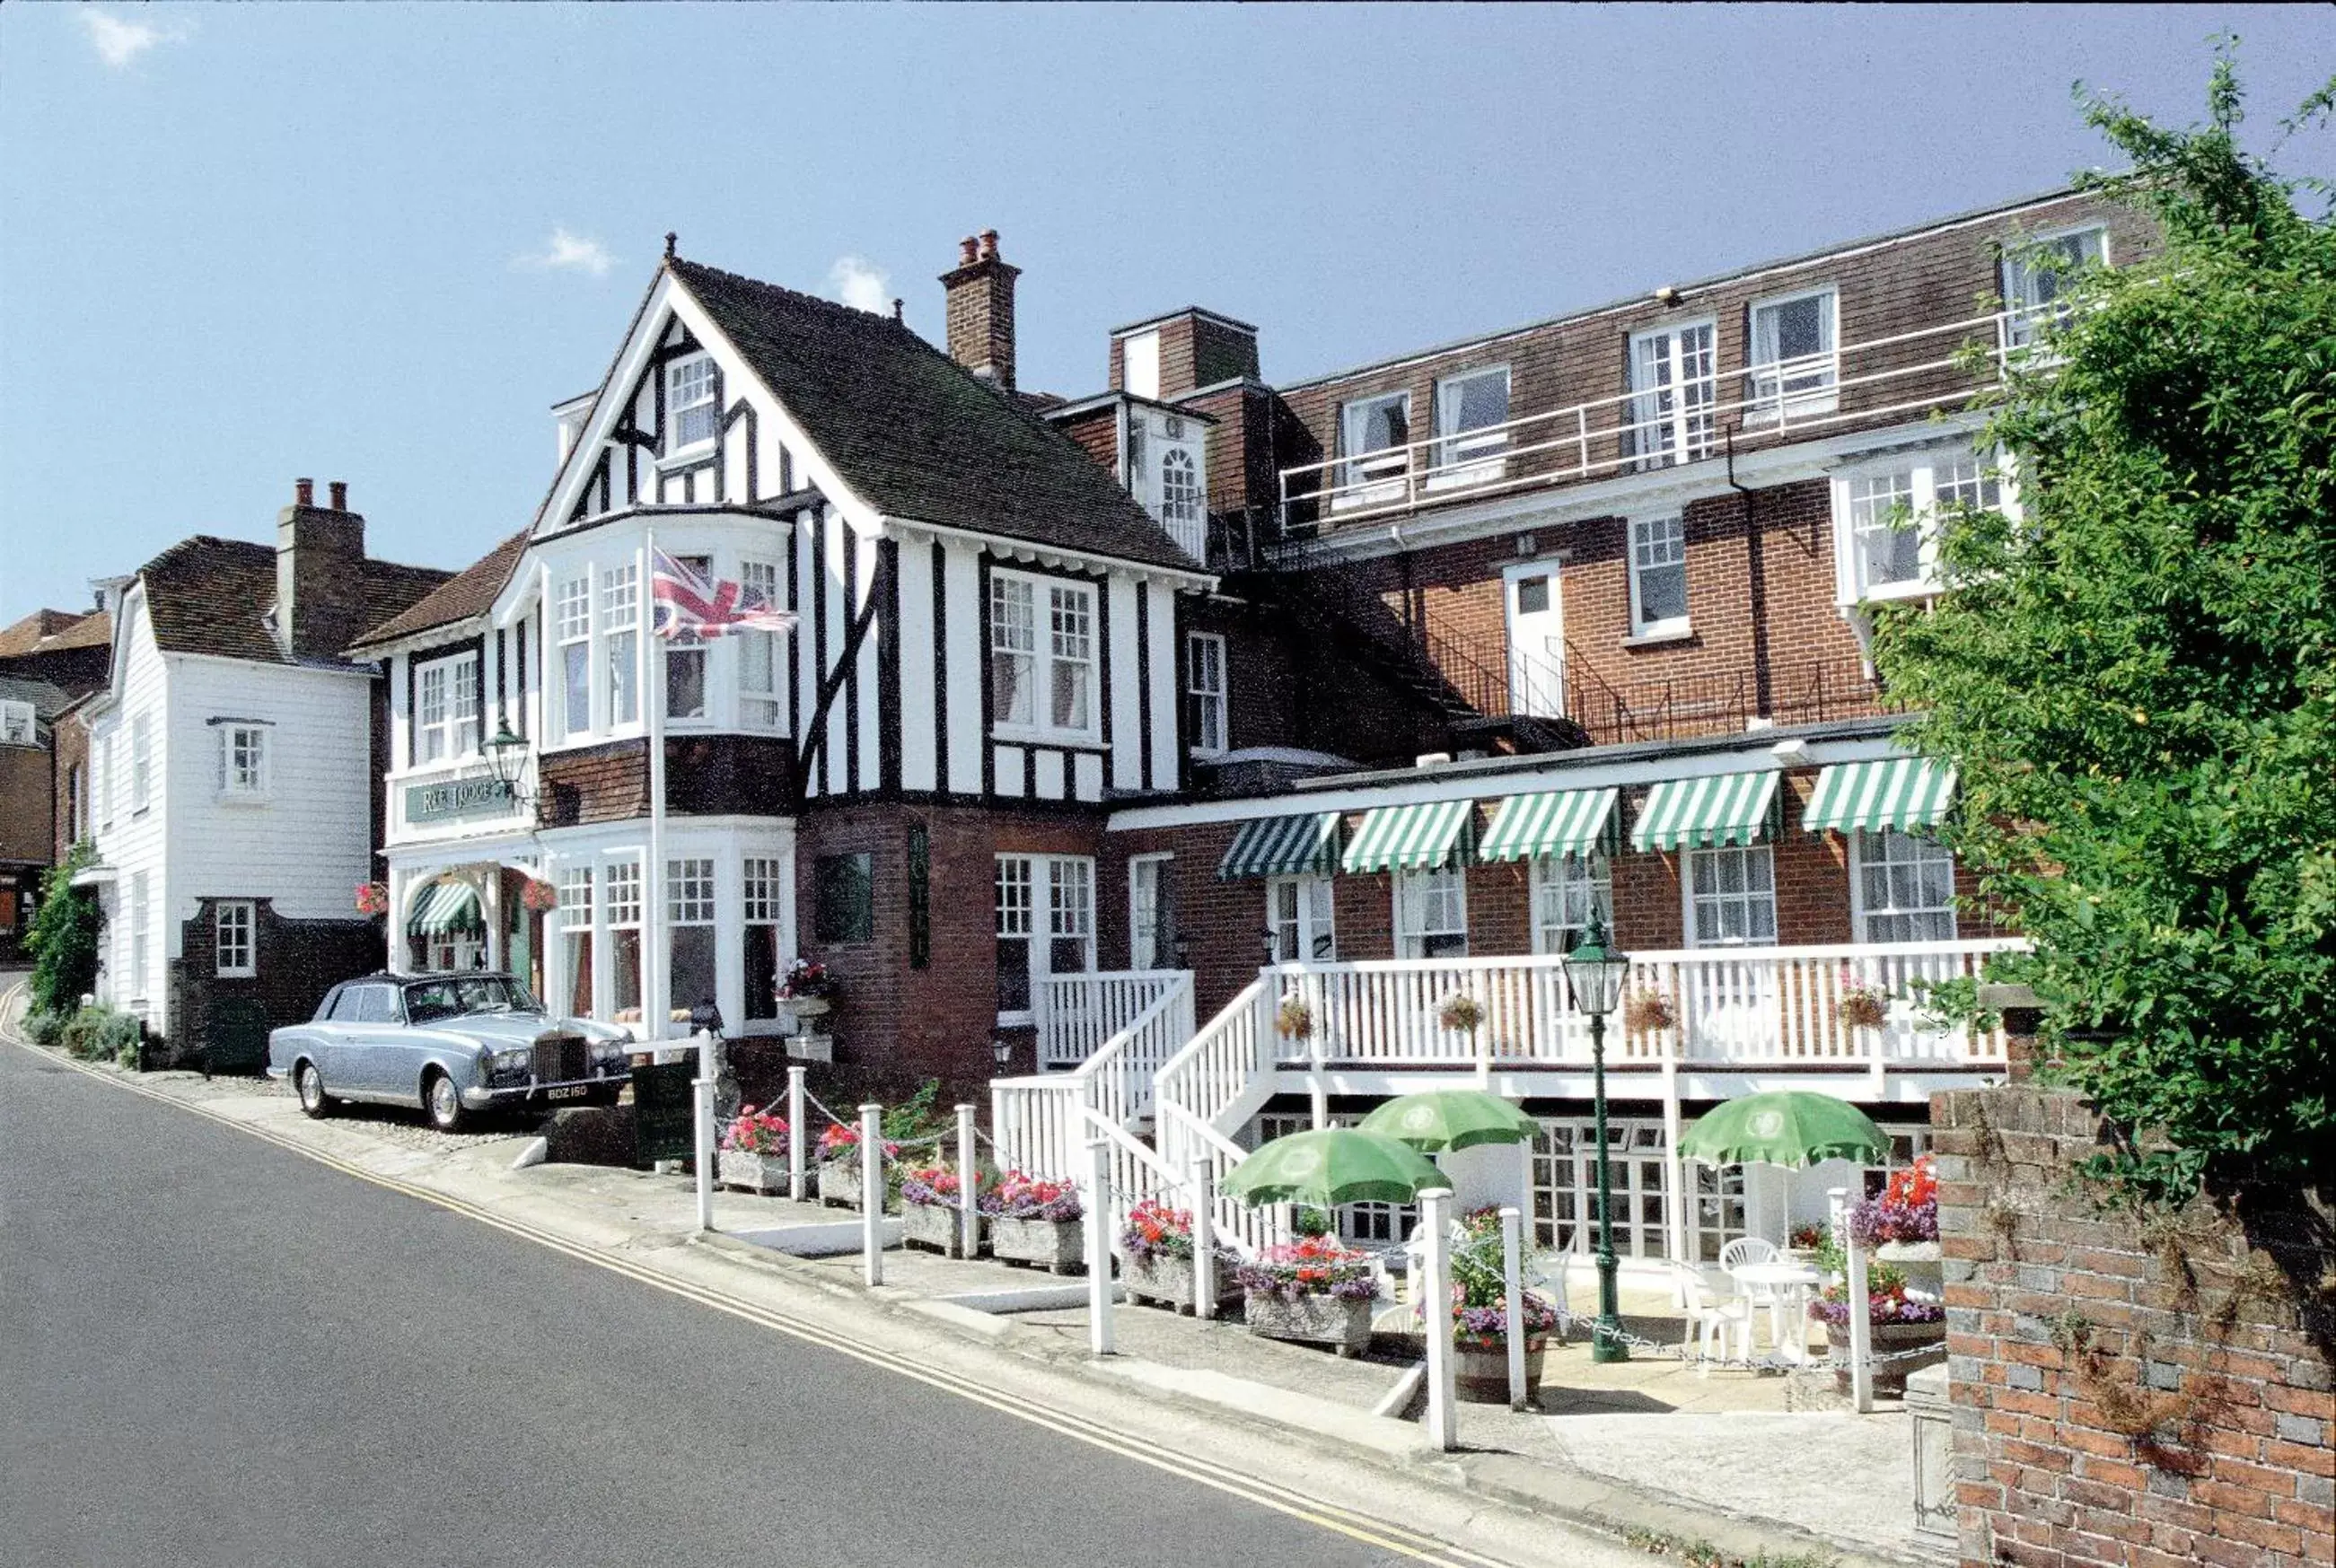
[1035,969,1193,1070]
[1260,938,2022,1072]
[1278,307,2028,531]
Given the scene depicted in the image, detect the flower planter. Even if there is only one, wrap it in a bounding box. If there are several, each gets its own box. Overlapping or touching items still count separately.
[1455,1336,1549,1403]
[990,1215,1085,1274]
[784,996,833,1022]
[818,1160,867,1210]
[717,1150,793,1196]
[1243,1291,1375,1357]
[1826,1318,1946,1397]
[1875,1240,1945,1304]
[1122,1251,1242,1315]
[902,1200,979,1258]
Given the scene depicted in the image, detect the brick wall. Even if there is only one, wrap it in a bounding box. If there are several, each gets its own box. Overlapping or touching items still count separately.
[1931,1085,2333,1568]
[0,742,51,867]
[171,898,383,1061]
[49,709,88,861]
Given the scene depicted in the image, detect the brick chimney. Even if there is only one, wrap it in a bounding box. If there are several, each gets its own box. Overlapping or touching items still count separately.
[276,477,370,660]
[940,228,1021,390]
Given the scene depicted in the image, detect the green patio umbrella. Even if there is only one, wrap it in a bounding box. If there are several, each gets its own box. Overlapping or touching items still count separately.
[1357,1089,1538,1154]
[1220,1127,1449,1210]
[1676,1091,1889,1169]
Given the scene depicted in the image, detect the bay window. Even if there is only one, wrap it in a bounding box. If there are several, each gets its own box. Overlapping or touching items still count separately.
[602,565,639,727]
[557,575,592,737]
[664,555,711,723]
[1836,448,2005,600]
[742,857,784,1022]
[666,857,717,1021]
[739,559,784,730]
[605,857,643,1021]
[1394,866,1468,959]
[1746,287,1837,419]
[988,571,1098,742]
[1687,845,1777,947]
[1854,830,1957,943]
[558,865,595,1018]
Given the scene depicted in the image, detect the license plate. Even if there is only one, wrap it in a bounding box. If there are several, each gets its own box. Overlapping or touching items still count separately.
[548,1085,588,1101]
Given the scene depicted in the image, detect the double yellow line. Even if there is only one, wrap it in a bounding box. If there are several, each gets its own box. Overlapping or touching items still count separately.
[7,1013,1515,1568]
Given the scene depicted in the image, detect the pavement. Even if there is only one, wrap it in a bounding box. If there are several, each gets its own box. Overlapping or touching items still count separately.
[3,978,1929,1567]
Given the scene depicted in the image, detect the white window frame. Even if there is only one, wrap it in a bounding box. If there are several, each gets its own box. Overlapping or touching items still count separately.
[1851,829,1958,944]
[556,574,593,739]
[215,900,256,978]
[128,870,149,1001]
[1267,874,1336,965]
[1186,631,1227,758]
[556,863,596,1018]
[1832,447,2011,604]
[738,557,786,731]
[1627,320,1717,469]
[219,723,271,801]
[2001,225,2108,348]
[661,556,713,726]
[415,652,479,766]
[602,564,640,729]
[1393,865,1469,959]
[1120,329,1161,399]
[1745,286,1839,421]
[1529,852,1612,956]
[0,700,32,747]
[1128,852,1174,971]
[1627,514,1691,639]
[994,854,1096,1026]
[603,854,645,1023]
[129,714,151,814]
[666,354,719,456]
[988,569,1100,745]
[1338,390,1412,501]
[1684,844,1778,949]
[97,736,112,830]
[1431,365,1511,478]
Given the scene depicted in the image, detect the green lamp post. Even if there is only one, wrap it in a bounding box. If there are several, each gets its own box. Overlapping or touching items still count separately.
[1563,908,1631,1363]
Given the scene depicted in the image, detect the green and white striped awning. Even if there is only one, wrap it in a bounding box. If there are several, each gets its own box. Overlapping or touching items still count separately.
[408,880,483,937]
[1216,812,1343,880]
[1342,799,1474,874]
[1477,788,1619,864]
[1631,772,1779,853]
[1802,758,1957,835]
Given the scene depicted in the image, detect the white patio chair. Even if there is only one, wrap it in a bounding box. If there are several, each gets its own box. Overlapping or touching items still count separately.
[1718,1236,1787,1347]
[1671,1261,1754,1375]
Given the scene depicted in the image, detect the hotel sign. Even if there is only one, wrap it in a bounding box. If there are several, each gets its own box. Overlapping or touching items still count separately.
[406,776,517,824]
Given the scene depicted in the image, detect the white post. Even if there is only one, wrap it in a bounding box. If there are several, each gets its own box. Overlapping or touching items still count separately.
[692,1074,715,1232]
[1308,1029,1330,1131]
[1832,1185,1873,1413]
[1085,1138,1114,1356]
[955,1103,979,1258]
[1500,1204,1528,1410]
[861,1104,883,1287]
[642,529,668,1056]
[1190,1155,1217,1320]
[786,1065,807,1203]
[1420,1187,1457,1451]
[1474,1027,1490,1089]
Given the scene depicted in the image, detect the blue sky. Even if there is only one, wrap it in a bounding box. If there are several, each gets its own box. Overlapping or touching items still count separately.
[2,4,2329,616]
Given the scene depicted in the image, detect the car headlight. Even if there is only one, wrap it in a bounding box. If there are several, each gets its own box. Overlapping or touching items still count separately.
[488,1047,531,1073]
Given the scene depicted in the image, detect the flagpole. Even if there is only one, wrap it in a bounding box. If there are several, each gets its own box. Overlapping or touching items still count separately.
[645,528,668,1057]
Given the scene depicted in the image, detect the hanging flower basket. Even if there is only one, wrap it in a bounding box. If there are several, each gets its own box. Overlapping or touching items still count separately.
[1838,971,1892,1030]
[1275,996,1315,1042]
[354,881,390,918]
[519,879,559,913]
[1623,989,1675,1033]
[1436,992,1485,1036]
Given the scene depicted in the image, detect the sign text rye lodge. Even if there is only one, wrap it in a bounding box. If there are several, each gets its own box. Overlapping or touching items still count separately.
[405,776,516,824]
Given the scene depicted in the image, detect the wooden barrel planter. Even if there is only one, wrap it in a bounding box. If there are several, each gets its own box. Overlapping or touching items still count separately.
[1454,1336,1548,1403]
[1826,1319,1947,1397]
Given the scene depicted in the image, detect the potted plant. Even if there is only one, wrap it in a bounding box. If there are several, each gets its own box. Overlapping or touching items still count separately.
[981,1171,1085,1272]
[1622,989,1675,1034]
[1838,969,1892,1031]
[1275,995,1314,1044]
[777,959,838,1021]
[899,1164,984,1257]
[716,1104,791,1195]
[1441,1208,1561,1400]
[1786,1222,1829,1264]
[1857,1156,1943,1302]
[1234,1235,1380,1357]
[1809,1263,1946,1397]
[815,1123,897,1210]
[1119,1198,1241,1315]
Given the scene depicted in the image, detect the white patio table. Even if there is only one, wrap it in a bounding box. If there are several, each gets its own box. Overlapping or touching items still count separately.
[1729,1259,1823,1362]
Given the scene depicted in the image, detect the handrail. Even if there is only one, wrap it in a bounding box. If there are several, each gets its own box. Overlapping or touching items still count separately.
[1159,1100,1251,1167]
[1277,305,2024,529]
[1270,938,2025,977]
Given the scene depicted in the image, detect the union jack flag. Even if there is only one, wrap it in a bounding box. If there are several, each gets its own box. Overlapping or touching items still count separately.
[650,547,798,642]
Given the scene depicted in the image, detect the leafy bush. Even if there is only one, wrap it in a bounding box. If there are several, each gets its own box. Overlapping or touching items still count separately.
[23,843,100,1020]
[1873,50,2336,1202]
[52,1004,145,1064]
[22,1010,66,1047]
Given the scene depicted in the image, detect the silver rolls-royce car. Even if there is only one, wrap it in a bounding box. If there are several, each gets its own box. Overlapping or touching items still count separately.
[267,972,635,1132]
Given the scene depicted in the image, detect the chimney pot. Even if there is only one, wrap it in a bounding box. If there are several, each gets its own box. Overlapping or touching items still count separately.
[979,229,999,261]
[959,236,979,266]
[892,298,904,323]
[294,477,314,508]
[328,480,347,511]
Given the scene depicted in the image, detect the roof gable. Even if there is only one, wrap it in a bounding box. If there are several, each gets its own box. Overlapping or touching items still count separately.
[135,534,451,667]
[351,530,528,650]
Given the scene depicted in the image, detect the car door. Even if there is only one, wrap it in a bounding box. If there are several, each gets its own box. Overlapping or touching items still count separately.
[344,982,406,1099]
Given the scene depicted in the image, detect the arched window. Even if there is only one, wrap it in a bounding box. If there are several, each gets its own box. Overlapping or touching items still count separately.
[1160,447,1202,548]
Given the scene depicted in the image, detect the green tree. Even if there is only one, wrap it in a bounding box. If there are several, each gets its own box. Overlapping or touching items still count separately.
[1874,48,2336,1204]
[24,840,101,1021]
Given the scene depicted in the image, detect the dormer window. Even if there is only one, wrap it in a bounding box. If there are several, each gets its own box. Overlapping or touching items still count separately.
[0,700,32,747]
[1160,447,1203,554]
[667,355,717,453]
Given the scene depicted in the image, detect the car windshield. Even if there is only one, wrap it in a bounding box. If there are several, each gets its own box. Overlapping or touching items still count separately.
[403,977,541,1025]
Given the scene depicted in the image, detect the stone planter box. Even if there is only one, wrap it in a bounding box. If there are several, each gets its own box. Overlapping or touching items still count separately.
[818,1160,867,1210]
[1243,1290,1374,1357]
[1825,1318,1946,1397]
[989,1214,1085,1274]
[716,1150,793,1195]
[1876,1240,1945,1304]
[1122,1250,1242,1315]
[902,1200,979,1258]
[1455,1336,1549,1403]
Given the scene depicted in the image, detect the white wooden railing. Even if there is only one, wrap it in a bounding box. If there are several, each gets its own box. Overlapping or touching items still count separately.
[1261,939,2022,1069]
[1278,306,2031,530]
[1037,969,1191,1070]
[993,972,1197,1206]
[1152,977,1286,1257]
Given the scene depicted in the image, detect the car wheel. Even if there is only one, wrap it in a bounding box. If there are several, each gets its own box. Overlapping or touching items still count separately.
[425,1072,469,1134]
[295,1061,335,1119]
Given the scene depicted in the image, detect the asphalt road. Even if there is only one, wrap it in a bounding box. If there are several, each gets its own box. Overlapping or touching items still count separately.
[0,1038,1429,1568]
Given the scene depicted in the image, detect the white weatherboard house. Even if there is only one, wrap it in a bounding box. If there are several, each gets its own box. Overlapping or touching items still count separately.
[74,489,449,1061]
